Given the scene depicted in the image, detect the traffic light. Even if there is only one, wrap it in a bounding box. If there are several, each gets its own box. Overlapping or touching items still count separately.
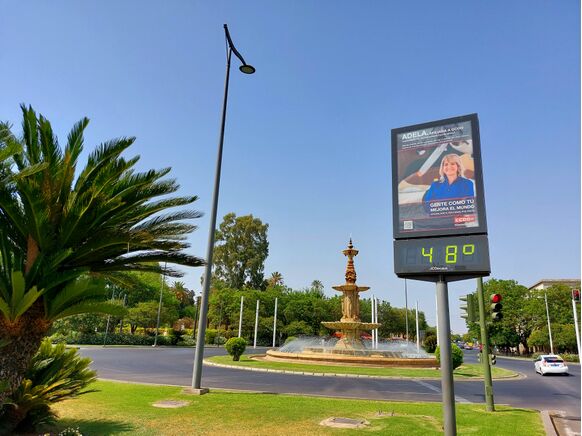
[572,289,580,302]
[491,294,503,321]
[460,294,477,323]
[490,354,496,365]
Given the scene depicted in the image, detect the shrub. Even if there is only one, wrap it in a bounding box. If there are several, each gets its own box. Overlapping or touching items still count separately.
[423,335,438,353]
[0,339,96,434]
[205,329,218,345]
[225,337,247,361]
[50,332,174,346]
[284,336,297,345]
[435,344,463,370]
[178,336,196,347]
[560,353,579,362]
[205,329,227,345]
[168,329,186,345]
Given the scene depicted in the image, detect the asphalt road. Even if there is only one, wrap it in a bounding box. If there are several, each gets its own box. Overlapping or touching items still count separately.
[80,346,580,421]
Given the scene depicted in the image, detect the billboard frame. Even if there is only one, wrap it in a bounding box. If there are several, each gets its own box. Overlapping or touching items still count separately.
[391,113,488,240]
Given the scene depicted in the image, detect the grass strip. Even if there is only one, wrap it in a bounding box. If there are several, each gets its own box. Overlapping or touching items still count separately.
[51,380,542,436]
[207,354,517,379]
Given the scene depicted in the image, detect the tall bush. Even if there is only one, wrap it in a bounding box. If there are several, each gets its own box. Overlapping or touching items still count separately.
[225,337,247,361]
[435,344,463,370]
[423,335,438,353]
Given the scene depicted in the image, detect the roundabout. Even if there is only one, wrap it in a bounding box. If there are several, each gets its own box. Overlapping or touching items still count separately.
[78,345,580,422]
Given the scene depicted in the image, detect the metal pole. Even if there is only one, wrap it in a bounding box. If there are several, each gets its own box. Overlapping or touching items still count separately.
[192,296,200,340]
[436,276,457,436]
[416,301,420,354]
[272,297,278,348]
[375,297,379,349]
[238,295,244,338]
[103,288,115,347]
[153,263,167,347]
[253,299,259,349]
[405,279,409,341]
[192,48,232,390]
[435,291,439,346]
[572,298,581,361]
[370,295,376,349]
[477,277,494,411]
[119,294,127,334]
[544,292,554,354]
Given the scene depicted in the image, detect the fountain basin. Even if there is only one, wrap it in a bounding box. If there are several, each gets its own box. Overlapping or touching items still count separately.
[264,349,438,368]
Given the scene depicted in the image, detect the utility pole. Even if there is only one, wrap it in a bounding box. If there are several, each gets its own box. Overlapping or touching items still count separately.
[571,290,581,362]
[544,292,554,354]
[192,296,200,340]
[435,291,439,346]
[436,276,456,435]
[119,294,127,334]
[103,288,116,347]
[476,278,494,411]
[375,297,379,349]
[153,263,167,347]
[253,300,259,348]
[404,279,409,341]
[238,295,244,338]
[415,300,420,353]
[370,295,376,349]
[272,297,278,347]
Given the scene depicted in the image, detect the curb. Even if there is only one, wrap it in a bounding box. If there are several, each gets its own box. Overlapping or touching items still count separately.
[540,410,558,436]
[203,359,522,381]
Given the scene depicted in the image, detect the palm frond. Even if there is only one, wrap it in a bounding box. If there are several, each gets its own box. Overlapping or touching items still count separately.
[50,301,126,321]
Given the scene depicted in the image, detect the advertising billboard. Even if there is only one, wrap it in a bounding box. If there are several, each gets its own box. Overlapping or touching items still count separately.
[391,114,488,240]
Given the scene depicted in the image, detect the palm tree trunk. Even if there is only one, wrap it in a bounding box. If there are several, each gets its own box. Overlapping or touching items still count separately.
[0,301,50,406]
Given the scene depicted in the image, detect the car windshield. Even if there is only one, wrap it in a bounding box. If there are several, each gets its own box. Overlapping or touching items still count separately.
[545,357,563,363]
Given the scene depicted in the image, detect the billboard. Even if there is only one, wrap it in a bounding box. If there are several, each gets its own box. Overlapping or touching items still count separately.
[391,114,487,239]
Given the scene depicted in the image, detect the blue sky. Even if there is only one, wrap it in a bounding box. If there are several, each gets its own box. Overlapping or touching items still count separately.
[1,2,580,333]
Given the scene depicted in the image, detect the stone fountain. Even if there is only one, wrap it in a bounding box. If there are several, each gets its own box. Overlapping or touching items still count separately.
[320,239,379,350]
[264,240,438,367]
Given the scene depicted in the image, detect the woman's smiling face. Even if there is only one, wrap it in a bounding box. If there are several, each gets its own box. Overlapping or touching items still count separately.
[442,159,458,179]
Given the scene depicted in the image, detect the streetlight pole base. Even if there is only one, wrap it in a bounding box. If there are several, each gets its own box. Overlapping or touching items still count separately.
[183,387,210,395]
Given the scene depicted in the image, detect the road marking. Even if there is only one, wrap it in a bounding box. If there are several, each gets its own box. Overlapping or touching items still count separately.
[414,380,471,403]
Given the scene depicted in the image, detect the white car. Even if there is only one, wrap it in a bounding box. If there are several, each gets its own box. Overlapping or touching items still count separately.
[534,355,569,376]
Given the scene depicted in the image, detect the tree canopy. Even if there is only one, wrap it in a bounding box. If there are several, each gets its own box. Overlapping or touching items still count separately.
[213,213,269,290]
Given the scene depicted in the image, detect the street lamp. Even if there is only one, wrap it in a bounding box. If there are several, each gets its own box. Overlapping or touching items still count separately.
[191,24,255,393]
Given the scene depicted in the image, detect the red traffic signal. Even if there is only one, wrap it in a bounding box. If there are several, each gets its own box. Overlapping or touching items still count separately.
[573,289,580,302]
[490,294,503,321]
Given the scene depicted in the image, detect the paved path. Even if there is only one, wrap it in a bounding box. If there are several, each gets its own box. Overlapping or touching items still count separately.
[80,347,580,428]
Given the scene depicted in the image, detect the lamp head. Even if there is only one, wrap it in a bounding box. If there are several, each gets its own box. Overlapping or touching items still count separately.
[239,64,256,74]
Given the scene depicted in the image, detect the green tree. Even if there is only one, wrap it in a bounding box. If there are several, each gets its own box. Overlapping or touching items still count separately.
[268,272,284,287]
[213,213,269,289]
[310,280,324,293]
[0,106,203,404]
[126,301,178,331]
[482,279,533,353]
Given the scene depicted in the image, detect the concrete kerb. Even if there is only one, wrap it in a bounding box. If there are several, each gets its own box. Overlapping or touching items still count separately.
[540,410,558,436]
[203,359,523,381]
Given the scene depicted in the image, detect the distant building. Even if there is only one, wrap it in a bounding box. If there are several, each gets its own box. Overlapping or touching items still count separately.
[528,279,580,291]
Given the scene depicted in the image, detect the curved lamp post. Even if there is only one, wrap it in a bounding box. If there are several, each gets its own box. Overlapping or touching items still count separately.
[191,24,255,392]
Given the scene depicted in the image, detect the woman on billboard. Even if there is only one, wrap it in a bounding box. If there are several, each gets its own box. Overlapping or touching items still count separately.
[423,153,474,204]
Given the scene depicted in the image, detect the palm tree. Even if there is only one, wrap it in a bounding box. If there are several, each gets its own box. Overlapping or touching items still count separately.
[171,280,195,311]
[311,280,324,292]
[0,106,204,403]
[268,271,283,287]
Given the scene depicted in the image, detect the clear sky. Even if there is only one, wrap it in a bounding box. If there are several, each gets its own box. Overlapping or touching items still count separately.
[2,2,580,333]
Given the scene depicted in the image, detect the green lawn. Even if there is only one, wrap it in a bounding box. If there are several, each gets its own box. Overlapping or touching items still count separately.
[206,354,518,379]
[50,380,543,436]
